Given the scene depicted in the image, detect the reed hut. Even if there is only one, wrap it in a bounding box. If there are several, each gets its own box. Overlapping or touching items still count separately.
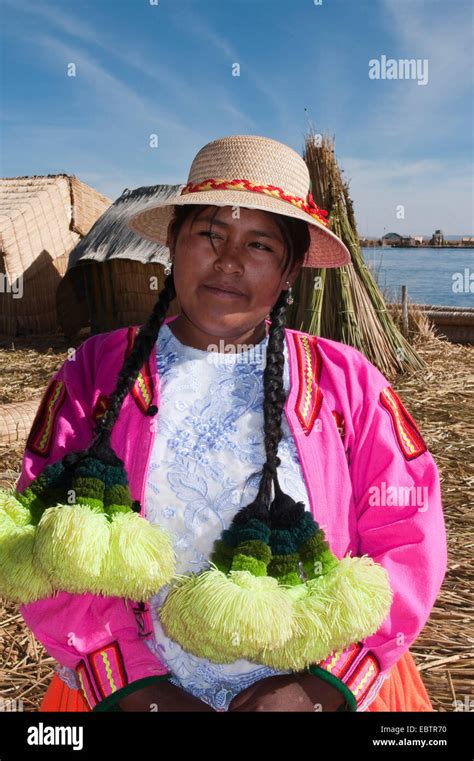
[0,174,111,337]
[57,184,182,338]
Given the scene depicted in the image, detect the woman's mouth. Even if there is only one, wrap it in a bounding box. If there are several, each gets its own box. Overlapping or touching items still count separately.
[203,285,246,299]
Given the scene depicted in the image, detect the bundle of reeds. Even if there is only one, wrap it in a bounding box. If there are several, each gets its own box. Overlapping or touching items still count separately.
[288,128,425,378]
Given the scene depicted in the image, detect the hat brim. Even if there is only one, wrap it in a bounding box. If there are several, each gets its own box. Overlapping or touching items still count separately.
[127,190,351,269]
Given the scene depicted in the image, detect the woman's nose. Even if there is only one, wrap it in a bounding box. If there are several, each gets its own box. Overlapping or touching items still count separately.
[214,245,244,273]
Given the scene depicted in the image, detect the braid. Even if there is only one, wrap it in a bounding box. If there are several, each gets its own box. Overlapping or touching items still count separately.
[256,290,289,506]
[71,273,176,467]
[231,289,290,528]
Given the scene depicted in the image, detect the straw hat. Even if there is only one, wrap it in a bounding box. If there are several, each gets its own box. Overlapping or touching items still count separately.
[127,135,351,269]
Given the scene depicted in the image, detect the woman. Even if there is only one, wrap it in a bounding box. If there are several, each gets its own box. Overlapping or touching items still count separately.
[16,135,447,712]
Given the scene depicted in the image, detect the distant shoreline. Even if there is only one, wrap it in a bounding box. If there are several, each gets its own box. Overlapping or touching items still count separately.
[360,241,474,249]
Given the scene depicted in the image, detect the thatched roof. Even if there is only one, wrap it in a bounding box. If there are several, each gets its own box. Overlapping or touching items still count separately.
[67,183,183,270]
[0,175,111,336]
[0,174,111,278]
[57,184,184,338]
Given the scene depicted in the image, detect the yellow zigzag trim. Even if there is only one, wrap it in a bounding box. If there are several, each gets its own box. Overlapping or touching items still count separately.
[302,337,314,420]
[326,649,344,672]
[354,662,376,696]
[77,670,92,708]
[38,382,64,449]
[101,651,117,693]
[136,372,151,406]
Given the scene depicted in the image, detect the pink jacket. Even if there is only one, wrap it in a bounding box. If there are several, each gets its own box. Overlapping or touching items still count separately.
[17,315,447,711]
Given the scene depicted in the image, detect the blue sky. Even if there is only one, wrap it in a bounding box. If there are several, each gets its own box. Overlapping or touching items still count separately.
[1,0,473,236]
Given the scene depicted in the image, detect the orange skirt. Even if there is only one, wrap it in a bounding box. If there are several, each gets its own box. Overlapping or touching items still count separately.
[39,650,433,712]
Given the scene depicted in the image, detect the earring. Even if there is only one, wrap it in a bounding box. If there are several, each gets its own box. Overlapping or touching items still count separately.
[164,259,173,276]
[285,280,294,305]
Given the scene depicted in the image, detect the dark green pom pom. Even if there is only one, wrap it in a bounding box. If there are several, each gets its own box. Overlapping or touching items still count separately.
[233,519,271,545]
[104,484,132,508]
[74,457,107,480]
[291,511,319,545]
[224,518,271,547]
[42,461,67,488]
[299,529,328,561]
[221,528,239,547]
[29,495,47,525]
[29,473,47,496]
[313,547,339,576]
[72,476,105,501]
[268,553,299,576]
[231,554,267,576]
[210,539,234,572]
[103,464,129,488]
[235,540,271,565]
[270,528,299,555]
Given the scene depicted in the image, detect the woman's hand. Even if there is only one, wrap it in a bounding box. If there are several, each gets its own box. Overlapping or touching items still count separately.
[229,672,346,712]
[118,680,216,712]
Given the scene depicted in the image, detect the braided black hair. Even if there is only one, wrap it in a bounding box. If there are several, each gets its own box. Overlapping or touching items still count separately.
[76,204,310,525]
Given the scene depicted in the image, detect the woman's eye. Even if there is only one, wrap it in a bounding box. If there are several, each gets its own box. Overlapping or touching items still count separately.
[197,231,273,253]
[198,231,221,239]
[251,242,273,252]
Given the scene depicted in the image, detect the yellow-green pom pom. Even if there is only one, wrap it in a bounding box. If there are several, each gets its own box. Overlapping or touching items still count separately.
[0,491,31,529]
[257,580,334,670]
[311,554,393,647]
[158,590,242,663]
[72,497,104,513]
[160,565,295,662]
[100,512,175,600]
[0,525,53,603]
[106,504,132,517]
[256,555,393,671]
[14,487,41,514]
[34,504,110,594]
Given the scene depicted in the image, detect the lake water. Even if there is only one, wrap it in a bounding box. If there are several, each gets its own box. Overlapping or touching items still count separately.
[362,247,474,307]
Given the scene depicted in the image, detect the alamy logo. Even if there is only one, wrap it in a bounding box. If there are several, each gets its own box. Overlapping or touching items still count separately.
[27,722,84,751]
[368,483,429,512]
[206,339,266,367]
[369,55,429,86]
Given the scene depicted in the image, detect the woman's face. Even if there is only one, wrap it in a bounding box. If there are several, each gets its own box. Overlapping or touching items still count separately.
[167,205,303,342]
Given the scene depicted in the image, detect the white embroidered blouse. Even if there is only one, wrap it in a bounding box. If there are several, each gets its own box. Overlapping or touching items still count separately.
[143,322,312,711]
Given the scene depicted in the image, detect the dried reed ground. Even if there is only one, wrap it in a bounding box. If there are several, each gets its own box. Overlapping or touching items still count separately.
[0,328,472,712]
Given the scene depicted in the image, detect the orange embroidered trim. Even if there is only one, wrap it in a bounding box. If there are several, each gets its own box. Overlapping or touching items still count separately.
[293,333,323,435]
[87,641,128,700]
[180,178,329,227]
[318,644,381,707]
[125,327,155,414]
[346,652,381,706]
[380,387,427,461]
[26,379,67,457]
[319,642,363,680]
[76,660,100,710]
